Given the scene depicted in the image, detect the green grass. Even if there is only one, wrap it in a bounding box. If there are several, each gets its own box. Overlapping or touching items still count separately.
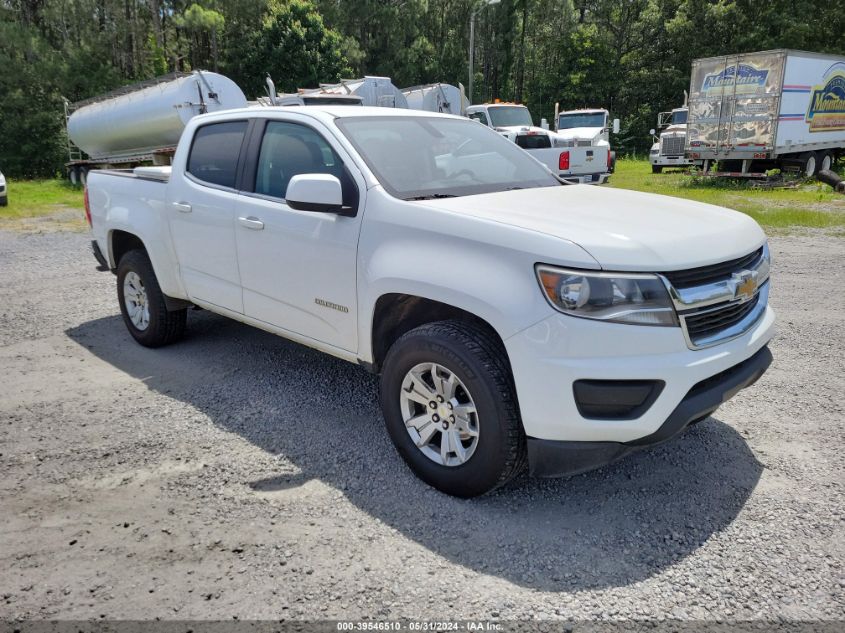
[608,159,845,230]
[4,167,845,233]
[1,178,84,219]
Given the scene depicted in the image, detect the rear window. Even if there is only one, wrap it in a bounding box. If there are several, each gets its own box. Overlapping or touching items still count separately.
[187,121,248,188]
[516,135,551,149]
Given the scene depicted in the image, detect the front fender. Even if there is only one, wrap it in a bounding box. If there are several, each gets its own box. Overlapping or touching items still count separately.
[356,188,599,363]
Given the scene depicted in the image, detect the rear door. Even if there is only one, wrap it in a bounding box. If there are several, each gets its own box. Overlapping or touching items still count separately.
[233,115,366,352]
[168,120,249,313]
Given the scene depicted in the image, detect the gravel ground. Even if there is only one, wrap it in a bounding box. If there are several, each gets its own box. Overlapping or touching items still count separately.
[0,228,843,622]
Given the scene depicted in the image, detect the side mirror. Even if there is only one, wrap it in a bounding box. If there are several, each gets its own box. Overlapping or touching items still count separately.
[649,128,656,136]
[285,174,345,214]
[612,118,620,134]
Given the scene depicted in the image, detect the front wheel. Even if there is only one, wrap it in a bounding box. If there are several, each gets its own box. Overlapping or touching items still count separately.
[651,165,663,174]
[116,249,186,348]
[379,321,527,497]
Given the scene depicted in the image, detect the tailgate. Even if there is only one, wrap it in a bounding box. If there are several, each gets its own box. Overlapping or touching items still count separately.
[526,146,608,176]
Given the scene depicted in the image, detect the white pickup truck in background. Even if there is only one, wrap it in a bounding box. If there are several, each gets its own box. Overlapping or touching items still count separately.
[554,107,620,173]
[466,103,611,184]
[86,106,774,497]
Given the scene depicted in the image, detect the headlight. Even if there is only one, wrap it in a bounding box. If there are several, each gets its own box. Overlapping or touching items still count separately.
[536,266,678,326]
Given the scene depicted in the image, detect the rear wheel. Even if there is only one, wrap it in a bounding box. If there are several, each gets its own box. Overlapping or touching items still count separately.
[116,249,186,348]
[379,321,526,497]
[651,165,663,174]
[802,152,819,178]
[819,151,833,173]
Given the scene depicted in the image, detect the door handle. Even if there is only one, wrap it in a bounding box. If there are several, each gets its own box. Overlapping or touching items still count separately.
[172,202,192,214]
[238,216,264,230]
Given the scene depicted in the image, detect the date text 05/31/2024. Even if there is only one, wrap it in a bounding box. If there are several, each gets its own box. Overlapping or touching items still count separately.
[337,623,503,632]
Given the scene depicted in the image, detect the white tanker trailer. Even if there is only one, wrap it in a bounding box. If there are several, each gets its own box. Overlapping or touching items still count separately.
[310,76,408,108]
[65,71,246,184]
[401,83,466,115]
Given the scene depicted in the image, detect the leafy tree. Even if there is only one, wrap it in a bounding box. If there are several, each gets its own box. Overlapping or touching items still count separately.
[238,0,350,96]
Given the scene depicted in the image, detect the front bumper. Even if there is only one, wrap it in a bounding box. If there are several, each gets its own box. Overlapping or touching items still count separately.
[504,299,775,460]
[650,154,696,167]
[527,345,772,477]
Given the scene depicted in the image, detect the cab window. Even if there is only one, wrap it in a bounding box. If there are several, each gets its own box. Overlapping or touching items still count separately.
[255,121,356,209]
[187,121,248,188]
[469,111,489,126]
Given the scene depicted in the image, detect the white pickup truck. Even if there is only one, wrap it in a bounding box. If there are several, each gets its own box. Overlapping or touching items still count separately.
[86,106,774,497]
[466,103,611,184]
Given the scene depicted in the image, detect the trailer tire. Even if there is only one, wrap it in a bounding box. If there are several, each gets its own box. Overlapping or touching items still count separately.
[117,249,187,348]
[802,152,819,178]
[819,152,833,174]
[651,165,663,174]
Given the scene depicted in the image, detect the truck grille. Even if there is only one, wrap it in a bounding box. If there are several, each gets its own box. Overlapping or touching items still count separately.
[660,135,685,156]
[663,245,770,349]
[663,247,764,289]
[556,139,593,148]
[683,293,760,341]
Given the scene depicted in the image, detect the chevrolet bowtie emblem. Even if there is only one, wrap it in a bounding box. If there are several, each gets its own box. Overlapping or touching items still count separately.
[732,270,758,302]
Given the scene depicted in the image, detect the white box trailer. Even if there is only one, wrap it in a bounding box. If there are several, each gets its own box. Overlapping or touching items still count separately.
[686,49,845,177]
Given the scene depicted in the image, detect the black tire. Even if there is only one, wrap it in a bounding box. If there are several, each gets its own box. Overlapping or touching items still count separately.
[818,151,833,174]
[0,196,7,207]
[651,165,663,174]
[379,320,527,497]
[802,151,819,178]
[116,249,186,348]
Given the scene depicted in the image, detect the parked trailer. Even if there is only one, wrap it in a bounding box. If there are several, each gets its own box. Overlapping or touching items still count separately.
[402,83,466,115]
[312,76,408,108]
[65,71,247,184]
[686,49,845,177]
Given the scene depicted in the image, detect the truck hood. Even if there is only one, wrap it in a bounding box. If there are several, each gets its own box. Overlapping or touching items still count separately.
[420,185,765,271]
[554,127,602,142]
[495,125,548,136]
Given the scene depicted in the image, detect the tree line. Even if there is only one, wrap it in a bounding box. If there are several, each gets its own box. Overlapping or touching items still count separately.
[2,0,844,178]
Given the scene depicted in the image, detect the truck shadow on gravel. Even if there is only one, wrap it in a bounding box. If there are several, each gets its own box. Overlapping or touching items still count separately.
[66,311,764,592]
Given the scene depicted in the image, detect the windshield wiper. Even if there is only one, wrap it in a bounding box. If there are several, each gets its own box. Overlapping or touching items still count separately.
[404,193,458,201]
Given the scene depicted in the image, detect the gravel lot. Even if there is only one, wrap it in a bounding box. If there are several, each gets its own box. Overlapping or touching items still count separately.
[1,227,843,622]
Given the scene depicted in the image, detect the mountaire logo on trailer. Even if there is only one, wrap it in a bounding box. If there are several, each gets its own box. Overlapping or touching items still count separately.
[806,69,845,132]
[702,63,769,95]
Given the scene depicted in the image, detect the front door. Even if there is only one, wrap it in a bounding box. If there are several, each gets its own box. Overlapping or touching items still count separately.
[168,120,248,313]
[234,117,365,352]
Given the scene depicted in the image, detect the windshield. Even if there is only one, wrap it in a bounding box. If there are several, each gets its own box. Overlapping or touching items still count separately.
[671,109,688,125]
[335,116,560,200]
[557,112,606,129]
[487,106,533,128]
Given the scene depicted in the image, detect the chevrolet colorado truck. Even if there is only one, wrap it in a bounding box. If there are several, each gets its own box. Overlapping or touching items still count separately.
[86,106,774,497]
[466,103,611,184]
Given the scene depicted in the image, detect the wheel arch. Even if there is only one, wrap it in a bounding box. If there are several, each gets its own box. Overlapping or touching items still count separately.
[369,293,511,374]
[108,229,189,308]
